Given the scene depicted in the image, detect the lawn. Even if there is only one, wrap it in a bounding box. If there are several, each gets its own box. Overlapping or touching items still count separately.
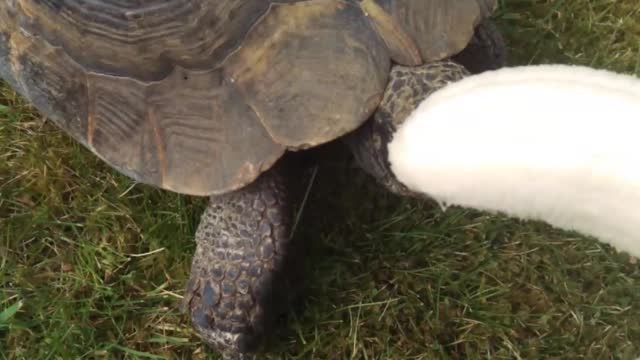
[1,1,640,359]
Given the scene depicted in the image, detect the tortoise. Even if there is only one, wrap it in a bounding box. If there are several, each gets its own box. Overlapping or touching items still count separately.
[0,0,507,357]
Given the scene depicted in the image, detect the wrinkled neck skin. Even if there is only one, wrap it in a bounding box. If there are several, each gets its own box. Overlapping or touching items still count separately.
[388,64,640,258]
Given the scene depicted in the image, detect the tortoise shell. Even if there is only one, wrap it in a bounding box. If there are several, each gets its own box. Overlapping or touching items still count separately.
[0,0,496,196]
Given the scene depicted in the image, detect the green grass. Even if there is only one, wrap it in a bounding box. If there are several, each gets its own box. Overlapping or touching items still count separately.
[1,1,640,359]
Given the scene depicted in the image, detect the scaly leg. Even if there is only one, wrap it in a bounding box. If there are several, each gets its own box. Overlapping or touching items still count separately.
[183,165,300,359]
[345,20,507,195]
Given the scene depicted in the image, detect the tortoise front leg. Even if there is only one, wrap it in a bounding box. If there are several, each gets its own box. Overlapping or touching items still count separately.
[344,61,470,198]
[345,20,507,197]
[183,166,300,359]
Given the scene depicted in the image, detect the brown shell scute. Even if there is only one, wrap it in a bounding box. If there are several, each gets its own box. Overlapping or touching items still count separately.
[144,68,285,194]
[84,66,286,196]
[225,0,391,148]
[372,0,498,61]
[15,0,272,81]
[6,29,90,146]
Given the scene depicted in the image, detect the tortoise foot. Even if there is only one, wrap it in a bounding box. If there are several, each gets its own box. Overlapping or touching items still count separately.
[183,166,300,359]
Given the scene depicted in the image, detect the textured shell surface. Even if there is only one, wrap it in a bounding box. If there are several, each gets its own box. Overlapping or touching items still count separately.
[0,0,495,195]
